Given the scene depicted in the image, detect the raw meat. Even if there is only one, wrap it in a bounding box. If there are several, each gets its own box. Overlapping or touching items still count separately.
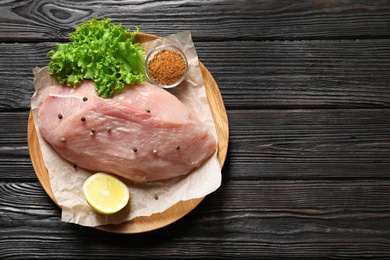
[37,81,217,182]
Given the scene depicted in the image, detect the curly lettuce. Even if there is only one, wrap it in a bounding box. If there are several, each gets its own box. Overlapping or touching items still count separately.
[48,17,145,98]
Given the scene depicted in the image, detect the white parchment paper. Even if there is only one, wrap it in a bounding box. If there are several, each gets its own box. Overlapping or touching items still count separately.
[30,31,222,227]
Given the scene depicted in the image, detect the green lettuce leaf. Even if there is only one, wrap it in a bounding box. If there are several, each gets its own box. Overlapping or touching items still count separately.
[48,17,145,98]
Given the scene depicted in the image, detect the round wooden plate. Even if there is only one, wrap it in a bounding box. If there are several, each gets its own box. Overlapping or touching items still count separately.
[28,33,229,234]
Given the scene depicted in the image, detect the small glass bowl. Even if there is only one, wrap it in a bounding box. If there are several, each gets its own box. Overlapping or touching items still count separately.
[145,44,188,89]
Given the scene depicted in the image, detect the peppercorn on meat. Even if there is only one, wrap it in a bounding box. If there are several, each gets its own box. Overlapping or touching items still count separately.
[37,81,217,182]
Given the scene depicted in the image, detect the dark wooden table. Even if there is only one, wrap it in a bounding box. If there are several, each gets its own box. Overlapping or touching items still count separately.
[1,0,390,258]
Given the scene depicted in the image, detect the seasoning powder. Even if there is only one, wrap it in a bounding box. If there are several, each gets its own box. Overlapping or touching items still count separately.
[147,49,186,86]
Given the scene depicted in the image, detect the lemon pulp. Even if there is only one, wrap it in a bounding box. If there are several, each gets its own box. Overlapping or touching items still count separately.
[82,172,130,215]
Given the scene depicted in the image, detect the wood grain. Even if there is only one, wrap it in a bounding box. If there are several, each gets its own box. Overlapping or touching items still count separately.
[2,108,390,180]
[1,0,390,258]
[1,180,390,257]
[1,39,390,111]
[0,0,390,41]
[27,33,228,233]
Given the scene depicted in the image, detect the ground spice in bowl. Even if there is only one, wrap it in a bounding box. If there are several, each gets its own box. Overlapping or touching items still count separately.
[145,45,188,88]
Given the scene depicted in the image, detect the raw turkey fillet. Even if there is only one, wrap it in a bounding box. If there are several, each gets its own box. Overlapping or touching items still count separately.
[37,81,217,182]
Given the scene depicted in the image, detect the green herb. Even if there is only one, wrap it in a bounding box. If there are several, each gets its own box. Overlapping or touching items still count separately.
[48,17,145,98]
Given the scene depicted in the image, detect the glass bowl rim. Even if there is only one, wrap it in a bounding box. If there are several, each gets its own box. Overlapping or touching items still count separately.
[144,44,189,89]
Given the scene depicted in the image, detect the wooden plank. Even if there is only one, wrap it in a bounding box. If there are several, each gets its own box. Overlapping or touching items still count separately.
[0,0,389,41]
[197,40,390,109]
[1,109,390,181]
[0,39,390,110]
[1,180,390,258]
[0,111,36,181]
[227,109,390,179]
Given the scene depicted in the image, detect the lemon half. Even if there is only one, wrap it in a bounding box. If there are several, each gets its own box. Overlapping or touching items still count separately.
[82,172,130,215]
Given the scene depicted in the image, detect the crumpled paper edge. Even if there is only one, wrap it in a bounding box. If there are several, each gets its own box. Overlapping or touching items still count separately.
[30,31,222,227]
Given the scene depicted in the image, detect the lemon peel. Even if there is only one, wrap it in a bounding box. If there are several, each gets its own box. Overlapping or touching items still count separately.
[82,172,130,215]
